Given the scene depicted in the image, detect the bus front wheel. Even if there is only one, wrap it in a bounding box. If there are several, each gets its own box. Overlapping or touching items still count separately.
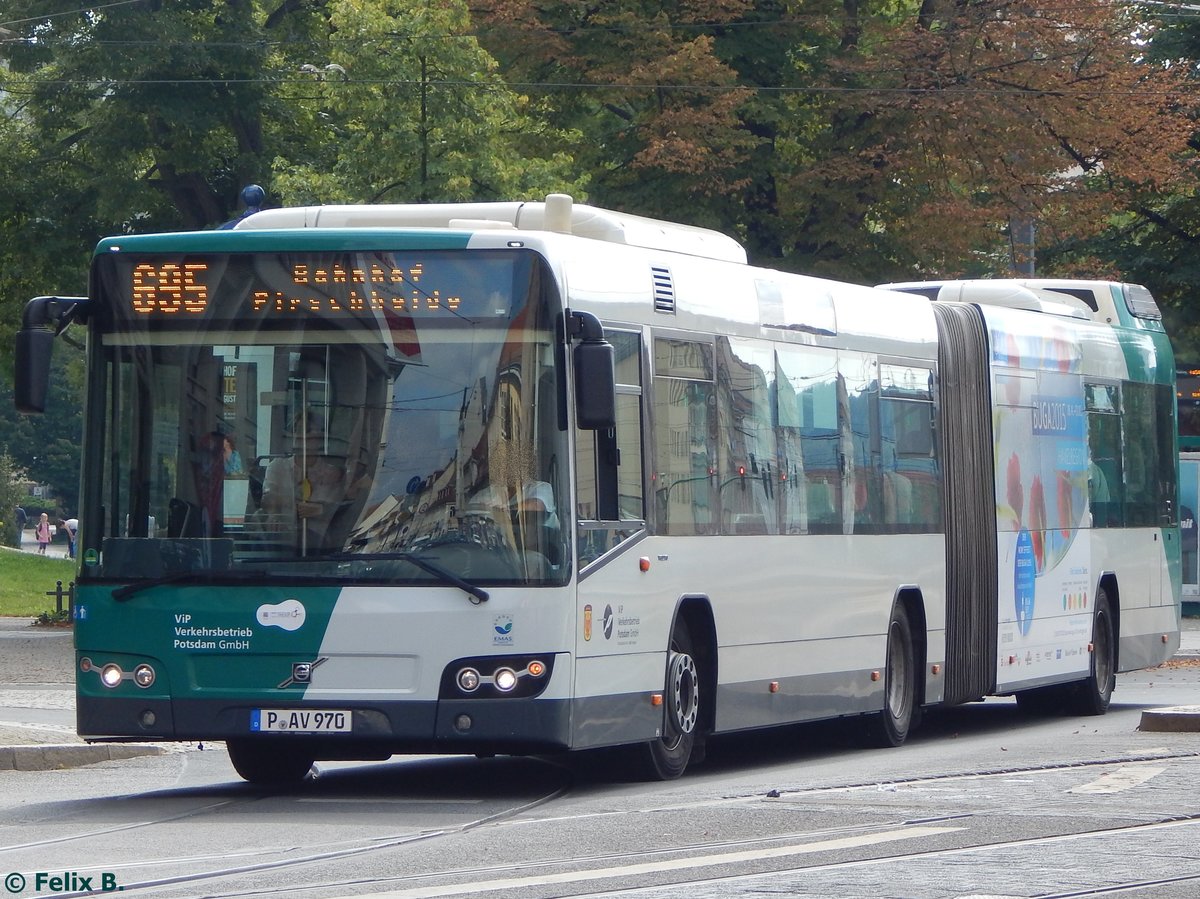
[629,619,701,780]
[227,739,315,785]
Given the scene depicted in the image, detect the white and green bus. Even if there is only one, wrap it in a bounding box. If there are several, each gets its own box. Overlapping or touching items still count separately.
[15,197,1181,784]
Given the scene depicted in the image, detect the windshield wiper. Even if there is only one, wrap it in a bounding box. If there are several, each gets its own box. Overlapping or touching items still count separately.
[112,571,197,601]
[328,552,490,604]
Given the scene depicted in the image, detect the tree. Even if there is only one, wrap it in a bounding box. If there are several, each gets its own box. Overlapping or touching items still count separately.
[0,342,85,515]
[785,0,1197,282]
[1054,7,1200,359]
[474,1,1196,287]
[0,452,28,548]
[270,0,585,205]
[472,0,759,224]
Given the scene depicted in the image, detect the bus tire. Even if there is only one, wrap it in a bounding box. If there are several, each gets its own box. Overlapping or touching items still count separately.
[629,619,700,780]
[227,739,315,785]
[1067,587,1116,716]
[866,605,917,747]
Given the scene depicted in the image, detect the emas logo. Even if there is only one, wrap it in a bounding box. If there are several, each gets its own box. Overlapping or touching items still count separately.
[256,599,306,632]
[493,615,514,645]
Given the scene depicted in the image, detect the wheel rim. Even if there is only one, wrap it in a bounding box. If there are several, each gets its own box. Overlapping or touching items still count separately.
[886,621,912,721]
[666,650,699,746]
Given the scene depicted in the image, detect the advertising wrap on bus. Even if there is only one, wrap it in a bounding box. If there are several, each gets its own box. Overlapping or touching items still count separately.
[990,310,1093,687]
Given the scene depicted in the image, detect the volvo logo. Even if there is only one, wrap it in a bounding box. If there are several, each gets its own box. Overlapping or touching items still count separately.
[278,657,327,688]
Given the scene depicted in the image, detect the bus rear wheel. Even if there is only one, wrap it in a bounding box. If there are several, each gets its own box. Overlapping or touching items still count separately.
[866,605,917,747]
[227,739,315,785]
[628,619,701,780]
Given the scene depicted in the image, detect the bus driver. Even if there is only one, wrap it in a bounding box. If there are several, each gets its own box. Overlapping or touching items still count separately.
[260,412,347,552]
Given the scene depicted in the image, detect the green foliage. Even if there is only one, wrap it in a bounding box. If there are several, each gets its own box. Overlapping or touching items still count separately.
[0,0,1196,352]
[34,608,72,627]
[0,343,85,514]
[0,453,26,548]
[0,549,76,617]
[271,0,586,205]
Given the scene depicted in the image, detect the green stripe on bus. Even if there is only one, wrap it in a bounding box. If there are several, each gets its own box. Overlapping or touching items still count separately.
[94,229,473,256]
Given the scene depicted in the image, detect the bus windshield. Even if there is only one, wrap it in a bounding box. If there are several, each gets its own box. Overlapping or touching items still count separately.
[84,247,569,587]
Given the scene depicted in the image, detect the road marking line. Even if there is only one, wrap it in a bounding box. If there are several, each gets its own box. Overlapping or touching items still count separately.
[356,825,963,899]
[1067,765,1166,794]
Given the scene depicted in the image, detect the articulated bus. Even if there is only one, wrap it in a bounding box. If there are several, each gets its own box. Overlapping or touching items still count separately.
[14,197,1180,784]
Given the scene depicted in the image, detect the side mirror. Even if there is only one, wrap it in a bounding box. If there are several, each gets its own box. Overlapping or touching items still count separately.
[13,296,88,414]
[574,339,616,430]
[15,327,55,413]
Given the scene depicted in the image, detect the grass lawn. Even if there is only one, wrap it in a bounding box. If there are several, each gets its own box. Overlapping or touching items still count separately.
[0,548,78,618]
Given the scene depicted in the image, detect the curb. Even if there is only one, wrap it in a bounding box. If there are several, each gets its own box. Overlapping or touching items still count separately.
[1139,705,1200,733]
[0,743,167,772]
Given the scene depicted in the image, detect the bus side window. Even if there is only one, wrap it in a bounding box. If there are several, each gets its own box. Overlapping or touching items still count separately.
[842,351,882,533]
[879,365,939,533]
[775,345,841,535]
[653,336,717,536]
[717,337,776,535]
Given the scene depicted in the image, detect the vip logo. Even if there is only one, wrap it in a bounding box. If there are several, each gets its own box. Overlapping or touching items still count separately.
[602,604,614,640]
[257,599,306,631]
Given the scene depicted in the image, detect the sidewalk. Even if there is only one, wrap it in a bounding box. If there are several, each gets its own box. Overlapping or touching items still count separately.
[0,617,166,770]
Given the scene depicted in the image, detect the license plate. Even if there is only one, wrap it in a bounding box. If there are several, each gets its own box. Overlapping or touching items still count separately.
[250,709,352,733]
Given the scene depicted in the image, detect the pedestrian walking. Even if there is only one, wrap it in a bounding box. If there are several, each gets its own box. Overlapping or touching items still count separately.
[14,506,26,546]
[35,512,51,555]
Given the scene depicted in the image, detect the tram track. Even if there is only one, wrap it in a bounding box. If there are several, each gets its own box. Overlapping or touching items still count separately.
[7,766,571,899]
[142,809,1200,899]
[0,796,261,855]
[7,747,1200,899]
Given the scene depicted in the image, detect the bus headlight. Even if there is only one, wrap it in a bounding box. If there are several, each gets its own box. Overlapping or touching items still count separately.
[439,655,556,699]
[100,664,124,688]
[457,668,481,693]
[133,664,156,688]
[493,667,518,693]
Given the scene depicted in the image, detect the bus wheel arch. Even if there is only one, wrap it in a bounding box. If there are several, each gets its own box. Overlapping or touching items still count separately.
[1069,578,1118,716]
[629,596,716,780]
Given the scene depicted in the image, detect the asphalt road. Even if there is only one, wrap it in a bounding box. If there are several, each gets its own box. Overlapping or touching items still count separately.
[3,616,1200,899]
